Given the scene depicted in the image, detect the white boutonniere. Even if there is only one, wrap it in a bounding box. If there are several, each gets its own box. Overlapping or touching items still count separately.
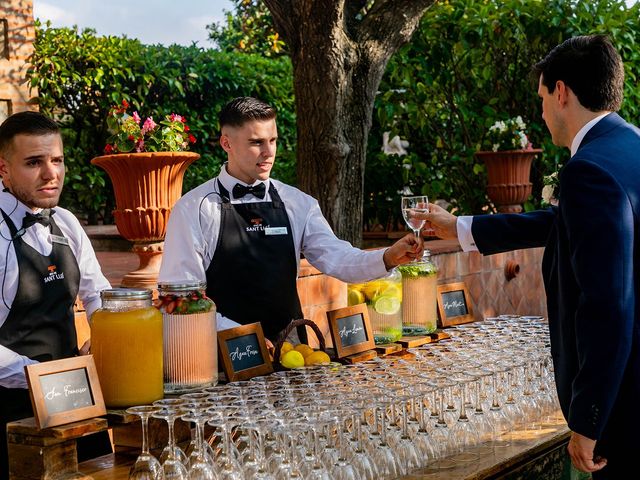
[542,170,560,206]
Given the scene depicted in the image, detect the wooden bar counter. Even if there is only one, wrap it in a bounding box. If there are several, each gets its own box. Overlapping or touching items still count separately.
[78,412,570,480]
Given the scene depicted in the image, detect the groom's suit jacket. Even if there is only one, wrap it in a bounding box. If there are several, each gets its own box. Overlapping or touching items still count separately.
[473,113,640,456]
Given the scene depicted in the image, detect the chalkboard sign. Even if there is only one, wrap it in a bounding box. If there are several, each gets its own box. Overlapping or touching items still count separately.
[25,355,106,429]
[218,323,273,381]
[437,282,475,327]
[327,304,375,358]
[336,314,369,347]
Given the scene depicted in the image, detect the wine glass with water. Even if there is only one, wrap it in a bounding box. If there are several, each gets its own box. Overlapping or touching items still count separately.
[401,195,429,242]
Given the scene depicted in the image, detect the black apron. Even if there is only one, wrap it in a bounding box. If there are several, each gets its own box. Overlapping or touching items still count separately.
[206,181,304,340]
[0,209,80,476]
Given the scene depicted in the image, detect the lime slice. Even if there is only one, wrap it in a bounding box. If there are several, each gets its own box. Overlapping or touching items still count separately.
[347,288,365,306]
[373,295,401,315]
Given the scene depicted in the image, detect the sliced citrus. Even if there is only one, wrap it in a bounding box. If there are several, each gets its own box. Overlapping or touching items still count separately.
[362,281,384,301]
[381,284,402,301]
[347,288,365,306]
[373,295,401,315]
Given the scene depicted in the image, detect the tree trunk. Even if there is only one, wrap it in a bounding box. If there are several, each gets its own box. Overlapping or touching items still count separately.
[264,0,433,246]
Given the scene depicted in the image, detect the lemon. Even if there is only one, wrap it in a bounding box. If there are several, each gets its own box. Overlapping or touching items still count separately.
[373,295,401,315]
[347,288,365,306]
[281,350,305,369]
[362,281,384,301]
[294,343,315,359]
[305,351,331,366]
[381,284,402,301]
[280,341,294,357]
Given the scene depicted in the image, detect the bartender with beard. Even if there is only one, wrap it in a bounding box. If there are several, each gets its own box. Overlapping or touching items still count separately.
[159,97,422,340]
[0,111,111,476]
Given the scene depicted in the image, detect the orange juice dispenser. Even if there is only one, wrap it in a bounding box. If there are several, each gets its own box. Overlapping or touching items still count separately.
[91,288,163,408]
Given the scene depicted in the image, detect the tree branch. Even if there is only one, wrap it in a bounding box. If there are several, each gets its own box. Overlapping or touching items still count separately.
[263,0,295,47]
[357,0,435,52]
[345,0,369,35]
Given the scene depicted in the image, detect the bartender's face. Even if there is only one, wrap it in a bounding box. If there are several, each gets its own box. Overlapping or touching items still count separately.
[0,133,65,210]
[220,118,277,184]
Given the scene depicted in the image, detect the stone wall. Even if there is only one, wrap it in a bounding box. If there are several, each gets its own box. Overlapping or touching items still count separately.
[0,0,36,121]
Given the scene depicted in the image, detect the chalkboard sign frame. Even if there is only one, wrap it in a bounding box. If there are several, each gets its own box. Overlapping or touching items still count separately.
[218,322,273,381]
[437,282,475,327]
[25,355,106,429]
[327,304,375,358]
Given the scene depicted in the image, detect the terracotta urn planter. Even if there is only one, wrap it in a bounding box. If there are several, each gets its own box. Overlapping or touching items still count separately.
[475,149,542,213]
[91,151,199,288]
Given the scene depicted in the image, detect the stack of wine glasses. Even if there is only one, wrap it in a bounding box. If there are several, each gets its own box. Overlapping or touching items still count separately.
[125,315,560,479]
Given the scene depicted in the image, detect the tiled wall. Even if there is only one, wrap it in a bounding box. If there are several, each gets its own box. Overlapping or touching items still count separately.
[298,241,547,347]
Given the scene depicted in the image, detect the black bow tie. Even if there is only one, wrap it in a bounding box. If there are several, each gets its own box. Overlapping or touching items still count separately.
[232,182,266,199]
[22,209,54,230]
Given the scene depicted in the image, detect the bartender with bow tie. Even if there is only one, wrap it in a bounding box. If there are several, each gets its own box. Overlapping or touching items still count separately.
[0,112,111,476]
[159,97,422,340]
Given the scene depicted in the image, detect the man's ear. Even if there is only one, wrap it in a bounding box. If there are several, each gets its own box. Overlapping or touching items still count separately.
[555,80,570,107]
[219,133,231,153]
[0,155,9,179]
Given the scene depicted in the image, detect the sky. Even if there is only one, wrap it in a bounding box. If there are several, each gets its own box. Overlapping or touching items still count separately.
[33,0,234,47]
[32,0,639,47]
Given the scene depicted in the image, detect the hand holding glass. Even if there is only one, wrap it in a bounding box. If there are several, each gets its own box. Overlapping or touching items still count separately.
[402,196,429,240]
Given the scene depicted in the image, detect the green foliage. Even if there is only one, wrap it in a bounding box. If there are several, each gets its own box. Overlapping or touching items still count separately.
[30,0,640,229]
[368,0,640,228]
[29,22,294,223]
[208,0,286,57]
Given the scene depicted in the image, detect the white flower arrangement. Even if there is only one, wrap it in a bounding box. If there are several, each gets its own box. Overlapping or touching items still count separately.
[486,116,532,152]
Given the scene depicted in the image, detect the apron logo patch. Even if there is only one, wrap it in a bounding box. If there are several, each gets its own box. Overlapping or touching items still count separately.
[246,218,266,232]
[44,264,65,283]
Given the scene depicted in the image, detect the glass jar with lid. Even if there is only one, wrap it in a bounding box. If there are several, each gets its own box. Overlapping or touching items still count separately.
[398,250,439,335]
[157,282,217,393]
[91,288,163,408]
[348,268,403,344]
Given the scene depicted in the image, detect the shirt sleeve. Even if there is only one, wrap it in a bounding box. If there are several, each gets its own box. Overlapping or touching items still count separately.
[159,198,210,283]
[0,344,38,388]
[75,227,111,320]
[300,201,388,283]
[457,216,479,252]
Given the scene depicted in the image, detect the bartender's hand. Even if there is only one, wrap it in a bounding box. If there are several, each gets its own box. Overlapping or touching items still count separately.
[383,233,423,269]
[79,339,91,355]
[414,203,458,240]
[568,431,607,473]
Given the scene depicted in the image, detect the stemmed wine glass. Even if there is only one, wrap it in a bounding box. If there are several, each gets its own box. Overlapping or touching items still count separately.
[401,195,429,256]
[125,405,164,480]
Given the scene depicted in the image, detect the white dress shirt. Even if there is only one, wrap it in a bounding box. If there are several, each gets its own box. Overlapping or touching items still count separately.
[159,165,389,330]
[0,182,111,388]
[457,113,611,251]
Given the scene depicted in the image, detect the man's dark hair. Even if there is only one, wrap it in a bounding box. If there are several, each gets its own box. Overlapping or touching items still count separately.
[218,97,276,129]
[0,111,60,155]
[533,34,624,112]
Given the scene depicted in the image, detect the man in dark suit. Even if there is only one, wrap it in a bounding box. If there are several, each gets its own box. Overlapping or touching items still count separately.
[418,35,639,478]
